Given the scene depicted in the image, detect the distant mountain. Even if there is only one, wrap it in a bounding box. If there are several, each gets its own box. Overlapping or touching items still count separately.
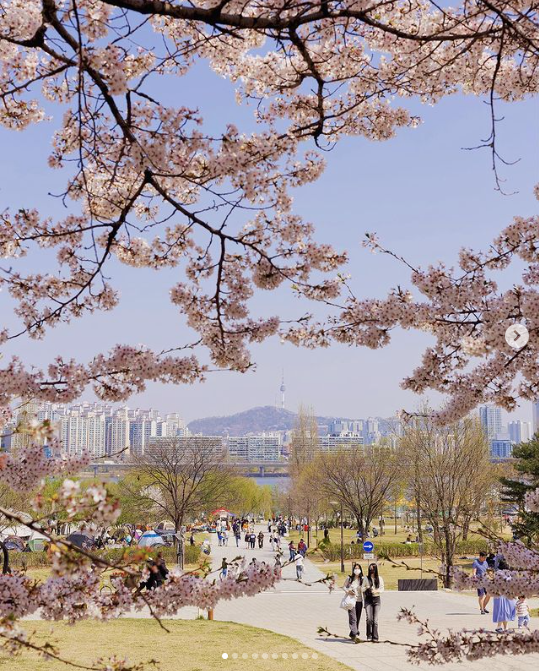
[188,406,298,436]
[188,405,398,437]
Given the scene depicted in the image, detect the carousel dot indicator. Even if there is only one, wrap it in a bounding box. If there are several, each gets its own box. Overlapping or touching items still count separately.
[312,653,319,659]
[302,653,309,659]
[222,653,228,660]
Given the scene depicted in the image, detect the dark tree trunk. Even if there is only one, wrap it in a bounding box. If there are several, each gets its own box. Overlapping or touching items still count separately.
[443,528,454,588]
[462,517,470,541]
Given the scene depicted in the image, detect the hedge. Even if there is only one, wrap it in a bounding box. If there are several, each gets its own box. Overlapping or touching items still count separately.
[9,543,203,569]
[318,538,489,562]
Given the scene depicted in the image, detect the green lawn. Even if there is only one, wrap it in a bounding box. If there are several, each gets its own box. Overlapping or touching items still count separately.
[6,620,352,671]
[314,557,474,591]
[285,520,511,547]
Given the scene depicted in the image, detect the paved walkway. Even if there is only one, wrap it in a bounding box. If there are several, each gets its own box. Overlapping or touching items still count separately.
[25,523,539,670]
[194,524,539,670]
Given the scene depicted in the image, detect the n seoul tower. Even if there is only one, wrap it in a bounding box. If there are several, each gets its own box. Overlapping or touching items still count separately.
[280,372,286,409]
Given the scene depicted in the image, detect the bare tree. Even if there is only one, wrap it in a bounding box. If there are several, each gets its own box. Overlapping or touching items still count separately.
[315,446,398,538]
[122,437,233,532]
[288,461,330,546]
[289,405,319,477]
[401,414,494,587]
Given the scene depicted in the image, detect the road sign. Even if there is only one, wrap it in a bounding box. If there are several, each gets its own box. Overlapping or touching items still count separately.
[363,540,374,553]
[363,553,375,560]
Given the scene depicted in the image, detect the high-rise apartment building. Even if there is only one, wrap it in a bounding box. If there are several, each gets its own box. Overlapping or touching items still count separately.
[227,435,281,462]
[508,420,532,445]
[490,438,513,460]
[479,405,503,440]
[33,401,186,457]
[147,435,224,459]
[318,435,364,452]
[105,408,130,456]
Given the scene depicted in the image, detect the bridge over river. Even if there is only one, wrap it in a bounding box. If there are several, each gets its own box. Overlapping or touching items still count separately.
[85,461,289,478]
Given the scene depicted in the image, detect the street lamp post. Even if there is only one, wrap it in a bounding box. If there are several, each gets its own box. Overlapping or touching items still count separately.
[330,500,345,573]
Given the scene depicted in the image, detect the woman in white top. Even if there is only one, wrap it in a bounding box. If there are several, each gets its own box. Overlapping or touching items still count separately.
[294,551,304,580]
[362,562,384,642]
[343,563,364,642]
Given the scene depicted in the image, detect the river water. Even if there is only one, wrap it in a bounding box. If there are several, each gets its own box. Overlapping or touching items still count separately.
[254,475,290,491]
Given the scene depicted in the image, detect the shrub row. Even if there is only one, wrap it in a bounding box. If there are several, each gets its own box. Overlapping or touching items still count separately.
[318,538,489,561]
[9,543,203,569]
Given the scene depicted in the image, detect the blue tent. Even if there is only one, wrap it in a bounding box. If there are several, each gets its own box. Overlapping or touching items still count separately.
[138,530,165,548]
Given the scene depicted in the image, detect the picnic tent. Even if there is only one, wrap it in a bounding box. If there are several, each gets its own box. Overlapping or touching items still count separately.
[66,531,94,549]
[138,530,165,548]
[210,508,235,519]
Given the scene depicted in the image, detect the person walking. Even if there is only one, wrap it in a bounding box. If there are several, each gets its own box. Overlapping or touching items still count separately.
[234,527,241,548]
[258,531,264,549]
[298,538,307,557]
[245,531,250,549]
[220,558,228,581]
[294,551,304,581]
[274,553,282,579]
[516,596,531,630]
[362,562,384,642]
[250,532,256,549]
[492,558,516,633]
[288,541,296,562]
[472,551,490,614]
[269,534,275,551]
[343,563,364,643]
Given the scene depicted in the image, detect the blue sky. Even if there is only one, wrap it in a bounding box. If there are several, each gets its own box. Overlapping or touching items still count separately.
[0,57,538,424]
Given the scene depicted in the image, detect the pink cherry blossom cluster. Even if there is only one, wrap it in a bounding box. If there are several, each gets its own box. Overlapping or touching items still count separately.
[452,565,539,600]
[0,439,89,492]
[287,215,539,424]
[399,607,539,664]
[34,478,121,527]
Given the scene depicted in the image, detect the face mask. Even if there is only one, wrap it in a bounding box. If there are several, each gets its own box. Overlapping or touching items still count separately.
[353,569,361,576]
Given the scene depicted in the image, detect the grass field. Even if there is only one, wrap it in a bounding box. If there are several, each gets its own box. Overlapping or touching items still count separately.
[284,521,512,547]
[6,620,351,671]
[311,556,474,591]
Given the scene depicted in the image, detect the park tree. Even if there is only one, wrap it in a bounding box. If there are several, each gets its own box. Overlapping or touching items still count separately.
[500,434,539,545]
[288,405,319,477]
[122,437,233,532]
[400,413,494,587]
[1,0,539,667]
[315,446,398,538]
[225,476,274,518]
[288,460,329,545]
